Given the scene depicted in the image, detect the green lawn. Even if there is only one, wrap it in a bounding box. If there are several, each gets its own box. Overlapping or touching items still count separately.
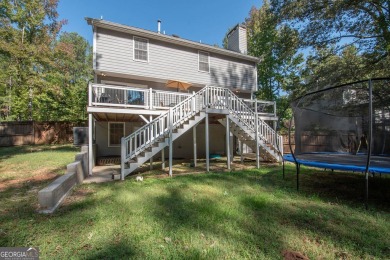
[0,146,389,259]
[0,145,79,183]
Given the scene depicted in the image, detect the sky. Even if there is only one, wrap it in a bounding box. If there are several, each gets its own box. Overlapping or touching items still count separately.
[57,0,262,46]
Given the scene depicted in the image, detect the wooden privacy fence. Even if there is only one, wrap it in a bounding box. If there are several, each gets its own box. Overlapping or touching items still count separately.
[0,121,87,147]
[281,134,295,154]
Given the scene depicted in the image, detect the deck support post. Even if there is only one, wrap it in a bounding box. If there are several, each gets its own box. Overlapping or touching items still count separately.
[205,113,210,172]
[150,115,153,170]
[161,149,165,169]
[88,113,93,176]
[121,137,125,181]
[240,140,244,164]
[193,125,197,167]
[226,115,231,170]
[255,100,260,169]
[169,109,173,177]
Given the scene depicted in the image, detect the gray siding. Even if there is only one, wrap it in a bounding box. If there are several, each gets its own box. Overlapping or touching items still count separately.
[238,27,248,54]
[227,26,247,54]
[96,28,256,92]
[95,121,140,157]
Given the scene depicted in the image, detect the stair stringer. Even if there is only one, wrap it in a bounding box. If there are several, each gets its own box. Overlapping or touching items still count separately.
[218,115,281,162]
[123,112,206,177]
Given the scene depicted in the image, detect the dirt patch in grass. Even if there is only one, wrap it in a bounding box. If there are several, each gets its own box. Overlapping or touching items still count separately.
[0,171,58,192]
[61,187,95,207]
[282,250,309,260]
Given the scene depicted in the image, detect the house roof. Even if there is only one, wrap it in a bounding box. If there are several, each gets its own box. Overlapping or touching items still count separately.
[85,17,260,63]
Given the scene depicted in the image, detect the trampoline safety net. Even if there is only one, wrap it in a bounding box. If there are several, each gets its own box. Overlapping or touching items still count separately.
[288,78,390,174]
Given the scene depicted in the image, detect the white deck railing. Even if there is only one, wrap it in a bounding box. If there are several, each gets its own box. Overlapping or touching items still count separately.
[89,83,192,109]
[89,83,277,118]
[242,99,277,117]
[121,85,283,163]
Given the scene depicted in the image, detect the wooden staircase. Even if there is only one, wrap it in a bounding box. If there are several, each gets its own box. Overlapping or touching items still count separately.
[120,85,283,179]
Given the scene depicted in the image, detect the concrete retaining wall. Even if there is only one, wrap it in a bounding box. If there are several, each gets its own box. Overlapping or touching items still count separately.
[38,146,89,214]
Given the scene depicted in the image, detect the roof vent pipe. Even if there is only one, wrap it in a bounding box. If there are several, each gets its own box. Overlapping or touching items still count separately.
[157,20,161,34]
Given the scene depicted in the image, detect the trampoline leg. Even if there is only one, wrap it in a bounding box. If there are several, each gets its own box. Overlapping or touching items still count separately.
[365,171,369,210]
[296,163,300,191]
[282,160,285,179]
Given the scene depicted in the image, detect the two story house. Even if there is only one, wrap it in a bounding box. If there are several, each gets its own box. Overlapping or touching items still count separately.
[86,18,282,179]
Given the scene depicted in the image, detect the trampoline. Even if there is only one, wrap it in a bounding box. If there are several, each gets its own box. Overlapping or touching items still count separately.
[283,153,390,174]
[284,78,390,208]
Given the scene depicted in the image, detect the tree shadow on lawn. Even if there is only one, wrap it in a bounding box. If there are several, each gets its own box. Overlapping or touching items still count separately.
[264,165,390,211]
[0,166,66,191]
[0,145,78,161]
[3,168,388,258]
[148,171,390,258]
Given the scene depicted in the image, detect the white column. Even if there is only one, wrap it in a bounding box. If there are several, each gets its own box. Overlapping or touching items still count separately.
[226,115,231,170]
[120,137,125,181]
[161,148,165,169]
[88,113,93,176]
[193,125,197,167]
[149,88,153,109]
[240,140,244,164]
[205,113,209,172]
[255,100,260,169]
[149,115,153,170]
[169,109,173,177]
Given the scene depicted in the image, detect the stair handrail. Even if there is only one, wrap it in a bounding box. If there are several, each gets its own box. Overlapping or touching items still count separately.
[122,85,282,163]
[207,86,283,154]
[122,86,210,160]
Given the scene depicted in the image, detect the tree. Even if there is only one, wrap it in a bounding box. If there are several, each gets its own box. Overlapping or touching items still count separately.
[271,0,390,70]
[246,1,303,100]
[0,0,64,120]
[301,46,368,92]
[244,1,303,130]
[0,1,92,122]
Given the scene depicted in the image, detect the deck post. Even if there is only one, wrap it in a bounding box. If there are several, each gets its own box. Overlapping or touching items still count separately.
[88,113,93,176]
[255,100,260,169]
[240,140,244,164]
[161,148,165,169]
[205,113,210,172]
[193,125,197,167]
[149,88,153,110]
[226,115,231,170]
[121,137,125,181]
[169,108,173,177]
[192,91,196,114]
[150,115,153,170]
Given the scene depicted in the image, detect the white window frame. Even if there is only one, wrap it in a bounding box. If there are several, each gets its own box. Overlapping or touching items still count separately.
[133,36,149,62]
[198,51,210,73]
[108,122,125,147]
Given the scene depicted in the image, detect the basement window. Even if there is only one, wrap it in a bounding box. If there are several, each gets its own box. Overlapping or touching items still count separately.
[133,36,149,62]
[108,122,125,147]
[198,51,210,72]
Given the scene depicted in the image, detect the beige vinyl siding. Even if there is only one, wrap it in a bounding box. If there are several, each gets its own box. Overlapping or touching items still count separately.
[96,28,256,92]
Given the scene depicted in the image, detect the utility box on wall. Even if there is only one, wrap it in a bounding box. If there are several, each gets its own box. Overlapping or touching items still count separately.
[73,127,88,146]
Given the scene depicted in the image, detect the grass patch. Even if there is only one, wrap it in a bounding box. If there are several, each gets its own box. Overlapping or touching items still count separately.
[1,158,389,259]
[0,145,79,184]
